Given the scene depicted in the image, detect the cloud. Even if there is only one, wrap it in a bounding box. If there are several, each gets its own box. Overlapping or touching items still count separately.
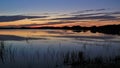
[57,9,106,17]
[53,11,120,21]
[46,21,75,25]
[52,8,120,22]
[108,12,120,15]
[31,11,120,26]
[75,13,105,17]
[53,15,118,21]
[41,12,58,15]
[0,15,48,22]
[71,9,106,14]
[19,21,77,27]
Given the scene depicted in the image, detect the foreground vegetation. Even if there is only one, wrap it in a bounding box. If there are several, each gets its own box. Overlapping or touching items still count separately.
[0,40,120,68]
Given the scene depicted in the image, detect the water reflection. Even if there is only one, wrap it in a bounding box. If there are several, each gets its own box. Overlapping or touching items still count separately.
[0,29,120,68]
[0,35,47,41]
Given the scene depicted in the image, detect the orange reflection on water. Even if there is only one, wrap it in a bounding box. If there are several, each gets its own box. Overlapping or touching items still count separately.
[0,29,104,38]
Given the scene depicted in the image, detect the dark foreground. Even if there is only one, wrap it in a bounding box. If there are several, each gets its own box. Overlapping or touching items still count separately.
[0,29,120,68]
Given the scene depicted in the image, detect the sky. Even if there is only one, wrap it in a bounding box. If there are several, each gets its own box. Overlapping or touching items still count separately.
[0,0,120,27]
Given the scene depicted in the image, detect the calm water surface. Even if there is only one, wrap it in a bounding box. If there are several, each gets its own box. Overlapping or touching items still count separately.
[0,29,120,68]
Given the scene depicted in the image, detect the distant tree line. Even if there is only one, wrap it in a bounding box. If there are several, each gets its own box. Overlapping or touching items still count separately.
[0,24,120,35]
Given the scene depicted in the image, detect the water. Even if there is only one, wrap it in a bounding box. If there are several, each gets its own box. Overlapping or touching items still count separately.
[0,29,120,68]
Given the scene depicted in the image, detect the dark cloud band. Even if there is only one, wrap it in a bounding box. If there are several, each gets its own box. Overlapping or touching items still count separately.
[0,15,48,22]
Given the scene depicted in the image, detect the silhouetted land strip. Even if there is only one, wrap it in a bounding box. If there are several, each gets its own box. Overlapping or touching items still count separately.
[0,24,120,35]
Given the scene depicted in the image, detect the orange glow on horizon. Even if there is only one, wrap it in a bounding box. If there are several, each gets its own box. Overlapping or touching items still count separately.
[26,21,120,27]
[0,19,120,27]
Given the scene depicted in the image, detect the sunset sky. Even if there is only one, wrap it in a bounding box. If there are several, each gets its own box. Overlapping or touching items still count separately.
[0,0,120,27]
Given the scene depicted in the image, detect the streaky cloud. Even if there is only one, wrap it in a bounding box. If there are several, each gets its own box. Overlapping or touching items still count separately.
[53,11,120,21]
[0,15,48,22]
[46,21,75,25]
[75,11,120,17]
[53,15,118,21]
[20,21,77,27]
[71,9,106,14]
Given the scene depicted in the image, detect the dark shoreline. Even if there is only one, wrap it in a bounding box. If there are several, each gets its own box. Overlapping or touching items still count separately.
[0,24,120,35]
